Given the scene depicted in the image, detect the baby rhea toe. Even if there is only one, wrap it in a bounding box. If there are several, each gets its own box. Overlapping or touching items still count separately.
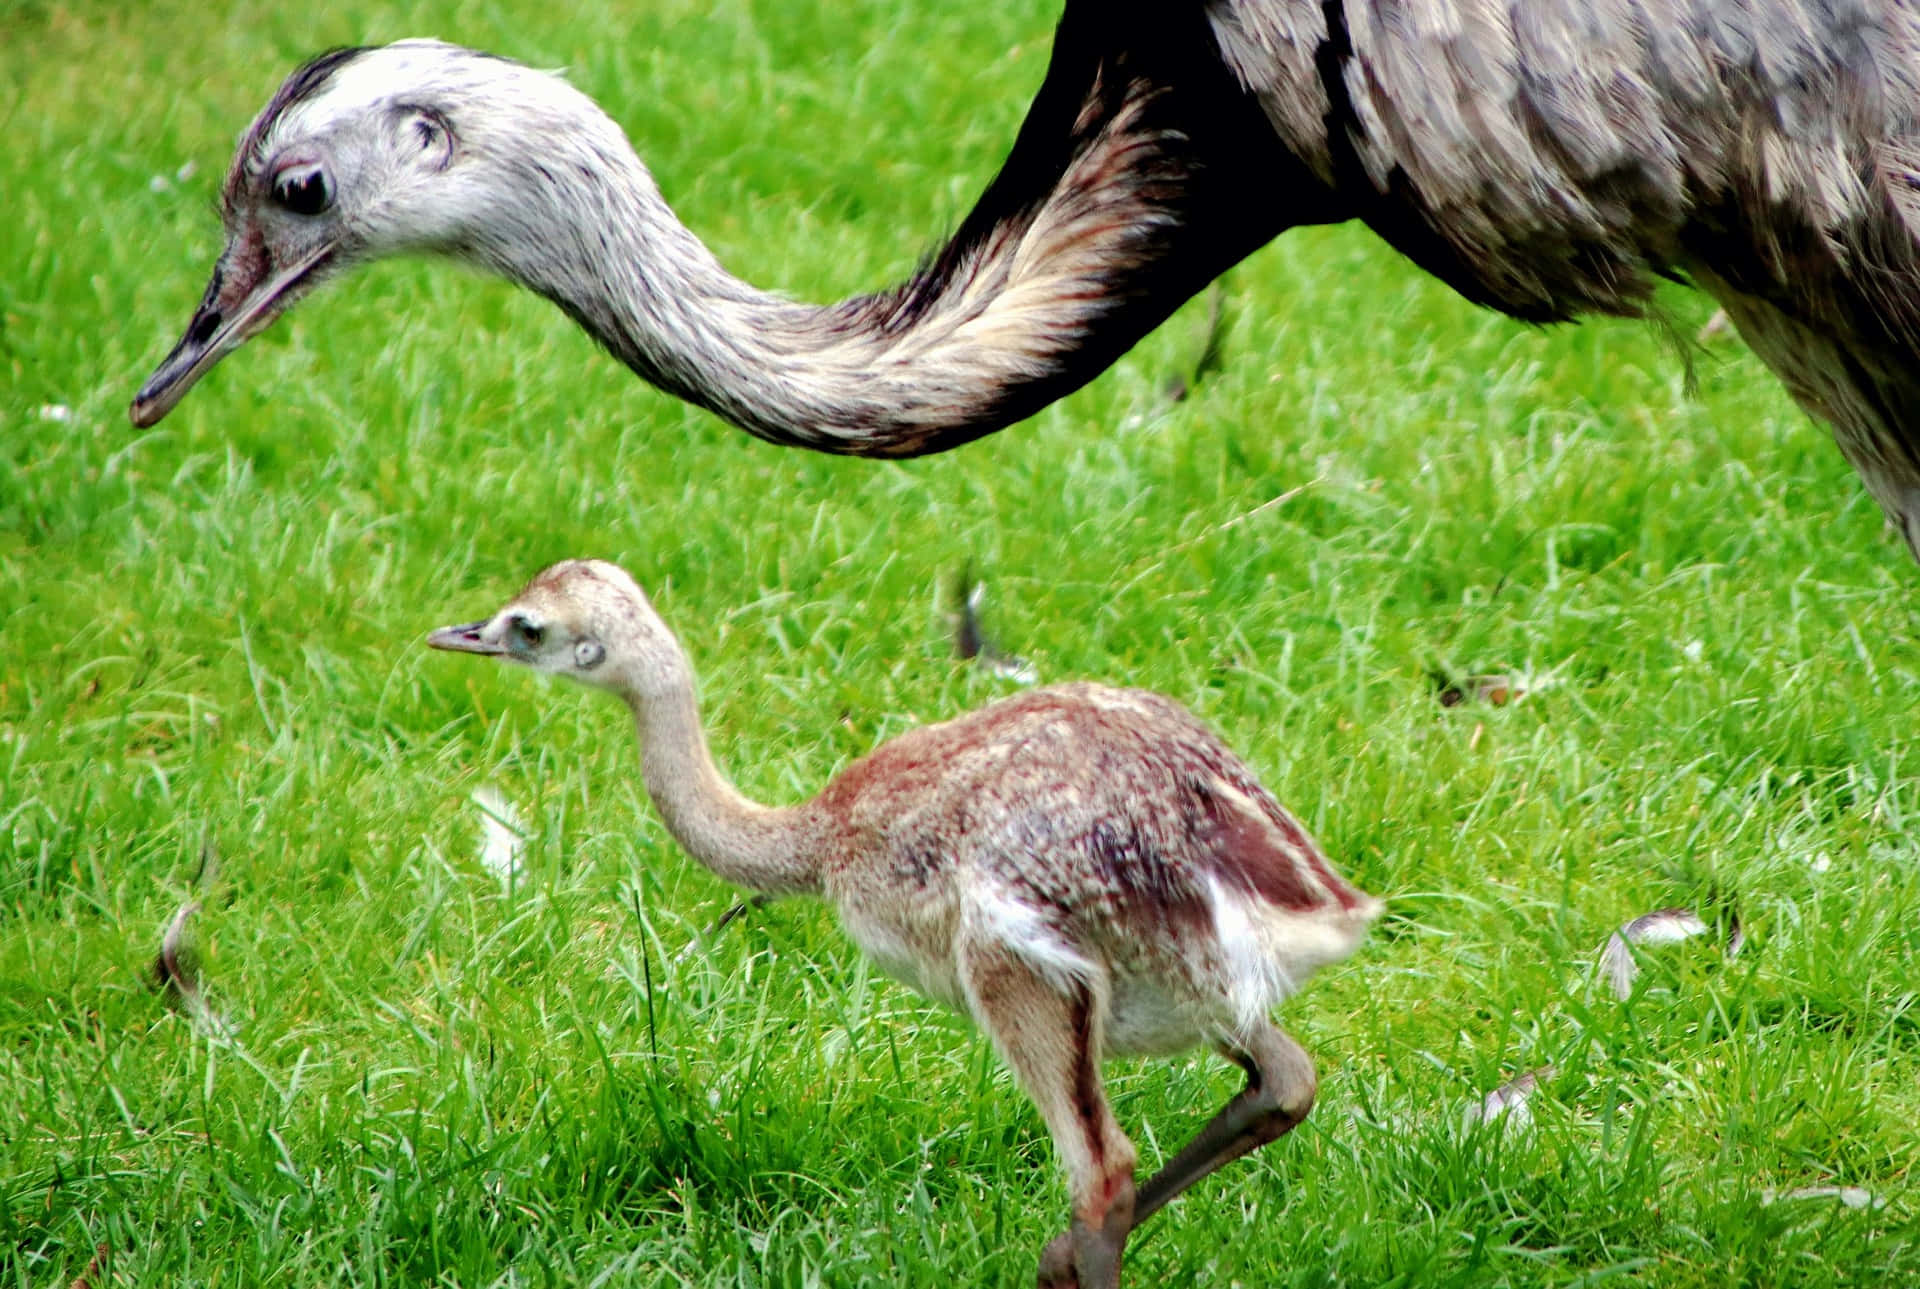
[428,558,1379,1289]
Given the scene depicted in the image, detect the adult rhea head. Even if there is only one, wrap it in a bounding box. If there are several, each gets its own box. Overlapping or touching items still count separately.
[133,43,624,427]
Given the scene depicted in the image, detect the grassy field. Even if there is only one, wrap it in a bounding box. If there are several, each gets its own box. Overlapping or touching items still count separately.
[4,0,1918,1284]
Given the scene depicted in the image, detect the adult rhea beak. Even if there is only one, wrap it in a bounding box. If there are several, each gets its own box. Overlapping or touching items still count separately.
[129,241,336,428]
[426,621,504,655]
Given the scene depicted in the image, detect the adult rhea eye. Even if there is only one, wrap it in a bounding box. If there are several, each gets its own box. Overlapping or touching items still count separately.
[271,164,333,215]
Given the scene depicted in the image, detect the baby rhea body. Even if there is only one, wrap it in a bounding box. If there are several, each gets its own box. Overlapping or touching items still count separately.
[430,559,1378,1289]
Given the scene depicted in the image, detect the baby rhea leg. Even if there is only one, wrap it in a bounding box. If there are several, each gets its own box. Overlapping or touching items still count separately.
[958,939,1137,1289]
[1034,1020,1318,1282]
[1136,1022,1317,1224]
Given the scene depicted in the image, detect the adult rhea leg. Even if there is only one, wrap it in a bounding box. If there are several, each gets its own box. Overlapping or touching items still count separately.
[957,941,1137,1289]
[1036,1021,1317,1278]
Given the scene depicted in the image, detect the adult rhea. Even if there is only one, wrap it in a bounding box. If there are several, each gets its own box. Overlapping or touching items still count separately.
[136,5,1920,556]
[428,558,1379,1289]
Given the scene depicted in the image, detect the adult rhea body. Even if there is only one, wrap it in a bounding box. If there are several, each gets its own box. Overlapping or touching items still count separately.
[136,4,1920,556]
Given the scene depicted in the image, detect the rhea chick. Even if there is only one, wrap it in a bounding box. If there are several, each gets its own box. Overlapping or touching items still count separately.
[429,560,1378,1288]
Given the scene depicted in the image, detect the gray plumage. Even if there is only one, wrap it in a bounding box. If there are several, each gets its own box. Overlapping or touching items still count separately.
[136,2,1920,557]
[1596,903,1740,999]
[428,558,1378,1289]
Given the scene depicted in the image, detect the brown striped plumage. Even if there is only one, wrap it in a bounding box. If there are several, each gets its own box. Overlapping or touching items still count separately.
[428,559,1378,1289]
[134,3,1920,559]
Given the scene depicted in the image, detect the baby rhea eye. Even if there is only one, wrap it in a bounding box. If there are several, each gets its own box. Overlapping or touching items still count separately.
[510,617,545,648]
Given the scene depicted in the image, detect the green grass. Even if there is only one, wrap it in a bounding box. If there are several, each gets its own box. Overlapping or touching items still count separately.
[4,0,1918,1284]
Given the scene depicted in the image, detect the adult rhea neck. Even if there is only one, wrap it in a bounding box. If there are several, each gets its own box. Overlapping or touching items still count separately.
[455,12,1312,457]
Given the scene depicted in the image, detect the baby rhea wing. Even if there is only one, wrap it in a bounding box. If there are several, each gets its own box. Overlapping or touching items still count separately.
[429,559,1378,1289]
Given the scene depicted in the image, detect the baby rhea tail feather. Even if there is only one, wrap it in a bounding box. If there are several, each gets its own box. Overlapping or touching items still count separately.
[1205,874,1381,1041]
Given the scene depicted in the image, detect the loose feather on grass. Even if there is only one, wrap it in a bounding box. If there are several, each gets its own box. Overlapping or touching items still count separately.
[1462,1065,1555,1133]
[1433,662,1565,708]
[1760,1185,1884,1210]
[1595,905,1746,1000]
[470,785,527,880]
[1161,281,1229,404]
[949,566,1038,685]
[152,898,227,1035]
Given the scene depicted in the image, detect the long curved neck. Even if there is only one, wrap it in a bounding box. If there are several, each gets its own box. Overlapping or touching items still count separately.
[622,662,822,897]
[473,5,1329,457]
